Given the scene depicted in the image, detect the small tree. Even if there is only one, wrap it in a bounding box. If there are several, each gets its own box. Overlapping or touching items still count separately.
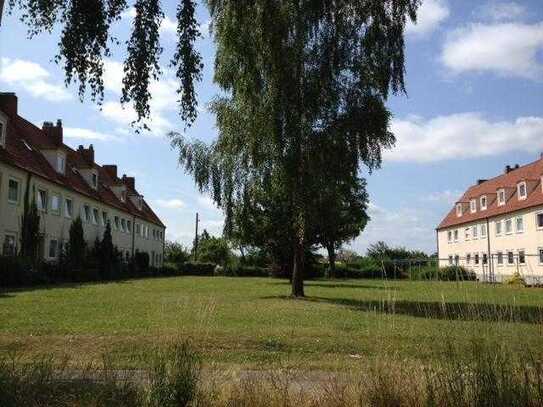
[99,221,115,278]
[165,240,190,265]
[67,216,86,279]
[20,201,41,261]
[197,234,231,268]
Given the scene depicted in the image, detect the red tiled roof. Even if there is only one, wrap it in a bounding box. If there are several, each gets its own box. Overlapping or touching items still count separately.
[437,157,543,229]
[0,111,165,228]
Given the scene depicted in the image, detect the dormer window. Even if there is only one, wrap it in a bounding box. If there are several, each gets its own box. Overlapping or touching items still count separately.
[91,173,98,189]
[517,181,527,200]
[57,154,65,174]
[480,196,487,210]
[497,189,506,206]
[0,116,6,148]
[456,203,463,217]
[470,199,476,213]
[120,191,126,202]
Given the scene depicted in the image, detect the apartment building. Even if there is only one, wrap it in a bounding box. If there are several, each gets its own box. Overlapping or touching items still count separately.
[437,155,543,284]
[0,93,166,266]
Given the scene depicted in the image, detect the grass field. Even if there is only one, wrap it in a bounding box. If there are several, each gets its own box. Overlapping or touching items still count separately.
[1,277,542,370]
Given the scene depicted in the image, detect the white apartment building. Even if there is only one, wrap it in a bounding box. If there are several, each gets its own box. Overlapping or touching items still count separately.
[0,93,166,266]
[437,156,543,284]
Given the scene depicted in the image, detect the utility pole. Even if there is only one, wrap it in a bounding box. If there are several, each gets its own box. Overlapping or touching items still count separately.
[0,0,5,27]
[194,212,199,261]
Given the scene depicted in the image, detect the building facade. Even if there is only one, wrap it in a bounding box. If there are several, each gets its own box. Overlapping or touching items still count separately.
[0,93,166,266]
[437,156,543,284]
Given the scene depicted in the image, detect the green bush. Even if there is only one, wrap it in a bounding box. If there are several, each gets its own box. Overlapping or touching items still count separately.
[218,265,270,277]
[178,262,216,276]
[438,265,477,281]
[135,252,150,273]
[0,256,33,287]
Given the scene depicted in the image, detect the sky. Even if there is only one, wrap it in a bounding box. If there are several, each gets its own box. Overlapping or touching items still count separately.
[1,0,542,255]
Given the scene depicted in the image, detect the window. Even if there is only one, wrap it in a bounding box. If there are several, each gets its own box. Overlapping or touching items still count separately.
[518,250,526,265]
[120,191,126,202]
[480,196,487,210]
[507,251,515,265]
[91,173,98,189]
[516,216,524,233]
[121,218,126,232]
[57,154,65,174]
[127,220,132,233]
[539,248,543,265]
[51,194,61,215]
[481,224,487,238]
[475,254,480,265]
[8,178,19,203]
[2,234,16,256]
[448,255,453,265]
[482,253,488,265]
[0,121,4,146]
[497,189,506,206]
[447,230,452,242]
[136,223,141,236]
[82,204,91,222]
[453,229,459,242]
[537,213,543,229]
[114,216,120,230]
[466,253,471,264]
[92,208,99,225]
[505,219,513,234]
[456,203,463,217]
[497,252,504,265]
[517,182,527,200]
[102,211,108,226]
[472,225,478,239]
[470,199,476,213]
[49,239,58,258]
[65,198,73,218]
[37,189,48,211]
[496,220,502,236]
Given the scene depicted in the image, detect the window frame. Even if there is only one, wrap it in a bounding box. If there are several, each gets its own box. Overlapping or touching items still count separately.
[456,203,463,217]
[495,220,502,236]
[505,218,513,235]
[7,177,20,205]
[57,153,65,174]
[497,189,506,206]
[480,223,487,238]
[517,181,527,200]
[497,251,504,266]
[515,216,524,233]
[36,188,48,212]
[518,250,526,265]
[50,193,61,215]
[474,253,480,265]
[472,225,478,239]
[470,199,476,213]
[83,204,91,223]
[507,251,515,266]
[64,197,73,218]
[102,211,108,227]
[453,229,459,242]
[121,218,127,233]
[480,195,487,211]
[536,212,543,230]
[92,208,99,225]
[114,216,120,230]
[539,248,543,265]
[466,253,471,265]
[91,172,98,189]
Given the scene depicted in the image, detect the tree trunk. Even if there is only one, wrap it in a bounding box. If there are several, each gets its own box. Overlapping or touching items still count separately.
[291,235,305,297]
[327,243,336,279]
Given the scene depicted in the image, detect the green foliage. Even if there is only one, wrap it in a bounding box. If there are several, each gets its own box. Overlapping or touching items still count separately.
[66,216,86,275]
[148,341,202,407]
[505,272,527,286]
[8,0,202,127]
[135,251,150,273]
[197,233,231,267]
[165,240,191,265]
[172,1,419,296]
[217,265,270,278]
[19,200,41,260]
[178,261,215,276]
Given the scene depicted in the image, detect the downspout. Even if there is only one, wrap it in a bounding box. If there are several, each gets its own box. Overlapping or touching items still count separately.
[436,228,440,269]
[486,217,492,283]
[162,226,166,267]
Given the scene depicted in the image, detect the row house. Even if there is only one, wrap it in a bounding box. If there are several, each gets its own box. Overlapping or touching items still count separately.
[437,156,543,284]
[0,93,166,266]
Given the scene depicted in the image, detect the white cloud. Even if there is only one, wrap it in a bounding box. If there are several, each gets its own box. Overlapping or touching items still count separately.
[160,16,177,36]
[423,190,463,205]
[64,127,119,141]
[349,202,438,254]
[406,0,450,36]
[100,60,177,136]
[386,113,543,163]
[477,2,527,21]
[154,199,185,209]
[442,22,543,80]
[0,58,72,102]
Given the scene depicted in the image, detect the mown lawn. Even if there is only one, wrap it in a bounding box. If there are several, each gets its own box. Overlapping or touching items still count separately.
[1,277,542,370]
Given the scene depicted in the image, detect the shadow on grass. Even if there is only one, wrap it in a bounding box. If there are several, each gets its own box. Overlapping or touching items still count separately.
[267,281,394,290]
[265,295,543,324]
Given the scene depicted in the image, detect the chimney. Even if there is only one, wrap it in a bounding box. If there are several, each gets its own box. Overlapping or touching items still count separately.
[505,165,512,174]
[514,164,520,170]
[0,93,17,116]
[42,119,63,146]
[78,144,94,164]
[477,179,487,185]
[103,165,118,179]
[122,174,135,190]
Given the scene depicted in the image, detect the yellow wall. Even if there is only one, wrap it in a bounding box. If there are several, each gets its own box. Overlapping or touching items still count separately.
[0,161,165,266]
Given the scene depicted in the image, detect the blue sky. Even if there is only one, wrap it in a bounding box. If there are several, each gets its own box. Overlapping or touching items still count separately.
[1,0,542,254]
